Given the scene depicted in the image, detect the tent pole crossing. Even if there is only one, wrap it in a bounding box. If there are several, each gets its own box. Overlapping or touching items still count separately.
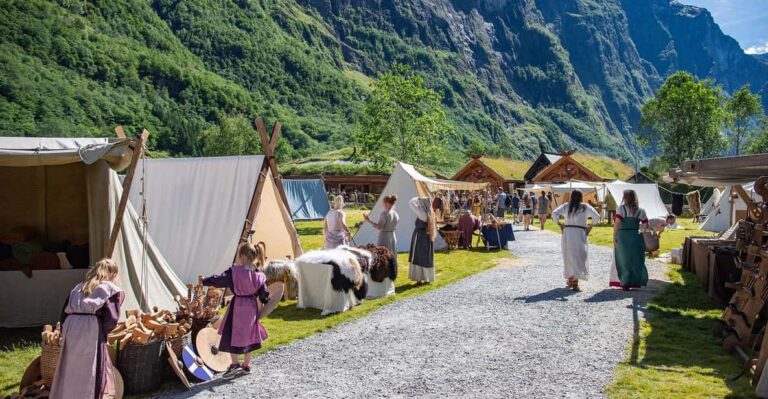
[106,128,148,258]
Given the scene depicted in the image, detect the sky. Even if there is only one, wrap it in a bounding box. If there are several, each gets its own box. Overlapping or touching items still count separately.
[681,0,768,54]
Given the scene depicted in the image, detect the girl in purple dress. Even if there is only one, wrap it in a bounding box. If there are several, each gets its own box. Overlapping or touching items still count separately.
[51,258,124,399]
[203,242,270,375]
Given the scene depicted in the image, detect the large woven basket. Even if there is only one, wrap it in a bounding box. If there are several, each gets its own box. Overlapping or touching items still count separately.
[116,339,164,394]
[40,344,61,385]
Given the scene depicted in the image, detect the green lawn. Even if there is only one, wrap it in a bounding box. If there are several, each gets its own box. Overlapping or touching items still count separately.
[0,209,512,396]
[542,215,753,397]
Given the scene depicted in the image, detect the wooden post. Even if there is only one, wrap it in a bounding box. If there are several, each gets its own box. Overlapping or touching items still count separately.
[106,129,149,257]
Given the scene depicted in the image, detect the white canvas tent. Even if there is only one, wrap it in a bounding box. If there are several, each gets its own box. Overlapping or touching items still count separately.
[605,182,669,220]
[354,162,488,252]
[0,137,185,327]
[699,188,721,217]
[700,184,756,232]
[128,156,303,283]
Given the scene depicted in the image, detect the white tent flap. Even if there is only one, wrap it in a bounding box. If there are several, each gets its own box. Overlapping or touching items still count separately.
[605,183,668,220]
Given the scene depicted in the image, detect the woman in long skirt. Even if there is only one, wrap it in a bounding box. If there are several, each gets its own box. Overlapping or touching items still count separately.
[408,197,436,286]
[552,190,600,291]
[324,195,351,249]
[364,194,400,270]
[610,189,649,290]
[51,259,124,399]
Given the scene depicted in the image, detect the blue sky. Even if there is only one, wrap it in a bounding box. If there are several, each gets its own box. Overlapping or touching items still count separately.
[682,0,768,54]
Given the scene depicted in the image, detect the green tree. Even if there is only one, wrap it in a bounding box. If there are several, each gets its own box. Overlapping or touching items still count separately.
[725,85,763,155]
[639,71,727,167]
[355,64,451,167]
[747,117,768,154]
[464,139,488,159]
[198,115,262,157]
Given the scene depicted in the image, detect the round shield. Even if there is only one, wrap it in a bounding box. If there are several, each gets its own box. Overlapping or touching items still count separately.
[210,315,223,331]
[113,365,124,399]
[195,327,230,372]
[181,343,215,381]
[259,282,284,320]
[19,356,41,392]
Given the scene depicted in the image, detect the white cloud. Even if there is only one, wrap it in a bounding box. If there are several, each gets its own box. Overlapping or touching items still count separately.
[745,41,768,54]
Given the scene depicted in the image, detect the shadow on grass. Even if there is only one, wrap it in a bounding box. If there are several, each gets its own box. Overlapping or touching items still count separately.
[609,267,754,397]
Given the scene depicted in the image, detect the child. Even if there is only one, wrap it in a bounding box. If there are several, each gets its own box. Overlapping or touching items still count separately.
[51,258,124,399]
[203,242,270,375]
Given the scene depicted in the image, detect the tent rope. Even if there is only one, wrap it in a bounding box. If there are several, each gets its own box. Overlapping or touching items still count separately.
[139,144,149,311]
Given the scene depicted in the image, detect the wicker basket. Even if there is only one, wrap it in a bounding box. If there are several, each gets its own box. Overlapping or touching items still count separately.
[439,230,462,251]
[190,317,212,344]
[116,339,164,394]
[40,344,61,385]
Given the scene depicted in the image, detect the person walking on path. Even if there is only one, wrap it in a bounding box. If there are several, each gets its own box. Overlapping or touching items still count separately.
[408,197,436,286]
[610,189,649,290]
[521,193,533,231]
[496,188,508,218]
[364,194,400,269]
[552,190,600,291]
[510,191,520,224]
[323,195,351,249]
[203,242,270,376]
[537,190,550,230]
[51,258,124,399]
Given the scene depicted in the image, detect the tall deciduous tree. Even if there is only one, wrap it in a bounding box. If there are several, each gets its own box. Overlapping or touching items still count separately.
[639,71,727,167]
[726,85,763,155]
[747,117,768,154]
[356,64,451,167]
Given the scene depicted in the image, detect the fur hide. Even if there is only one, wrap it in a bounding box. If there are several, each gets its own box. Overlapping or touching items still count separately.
[297,249,366,298]
[262,260,299,300]
[338,245,372,274]
[358,244,397,282]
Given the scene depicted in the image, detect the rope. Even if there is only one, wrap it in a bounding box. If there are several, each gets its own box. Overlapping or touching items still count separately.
[139,144,149,311]
[656,184,708,197]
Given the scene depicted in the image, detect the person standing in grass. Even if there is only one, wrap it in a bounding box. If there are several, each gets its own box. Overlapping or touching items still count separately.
[364,194,400,269]
[610,189,649,290]
[203,242,270,376]
[323,195,351,249]
[408,197,436,286]
[51,258,124,399]
[552,190,600,291]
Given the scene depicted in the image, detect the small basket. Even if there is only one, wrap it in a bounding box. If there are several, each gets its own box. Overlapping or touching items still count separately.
[116,340,165,394]
[40,344,61,385]
[642,232,660,252]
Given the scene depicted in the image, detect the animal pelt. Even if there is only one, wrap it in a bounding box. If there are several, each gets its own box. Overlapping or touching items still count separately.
[357,244,397,283]
[338,245,372,274]
[297,249,364,289]
[262,260,299,300]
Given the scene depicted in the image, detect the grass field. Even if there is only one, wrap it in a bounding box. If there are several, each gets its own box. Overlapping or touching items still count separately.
[0,209,512,396]
[539,215,753,397]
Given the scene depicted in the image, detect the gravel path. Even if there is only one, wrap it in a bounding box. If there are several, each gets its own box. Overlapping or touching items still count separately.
[158,227,668,399]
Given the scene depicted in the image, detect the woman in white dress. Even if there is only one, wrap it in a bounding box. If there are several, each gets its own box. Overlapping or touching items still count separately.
[551,190,600,291]
[323,195,351,249]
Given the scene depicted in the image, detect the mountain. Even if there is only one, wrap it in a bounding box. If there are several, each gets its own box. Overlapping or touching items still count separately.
[0,0,766,167]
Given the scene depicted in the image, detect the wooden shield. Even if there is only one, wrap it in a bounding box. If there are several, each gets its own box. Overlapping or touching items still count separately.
[181,344,215,382]
[259,282,284,320]
[195,327,230,373]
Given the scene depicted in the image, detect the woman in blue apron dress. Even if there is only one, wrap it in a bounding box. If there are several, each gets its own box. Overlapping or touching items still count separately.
[612,190,648,290]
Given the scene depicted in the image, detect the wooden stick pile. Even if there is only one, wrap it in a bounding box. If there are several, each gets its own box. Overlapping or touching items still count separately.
[108,307,191,349]
[175,276,225,320]
[41,323,61,347]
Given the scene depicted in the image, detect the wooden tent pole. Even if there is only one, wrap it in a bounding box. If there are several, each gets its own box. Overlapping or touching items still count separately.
[106,129,149,257]
[253,117,303,257]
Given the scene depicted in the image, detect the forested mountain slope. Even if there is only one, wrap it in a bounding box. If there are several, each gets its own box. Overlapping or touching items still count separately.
[1,0,766,165]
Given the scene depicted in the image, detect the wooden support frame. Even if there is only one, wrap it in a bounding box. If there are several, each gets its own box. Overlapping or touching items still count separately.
[106,128,149,257]
[235,117,303,261]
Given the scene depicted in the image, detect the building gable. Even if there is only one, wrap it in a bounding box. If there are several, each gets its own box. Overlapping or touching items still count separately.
[532,155,603,183]
[452,157,508,189]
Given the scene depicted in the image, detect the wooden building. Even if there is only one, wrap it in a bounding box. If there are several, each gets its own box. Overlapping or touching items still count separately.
[531,152,603,183]
[451,155,529,190]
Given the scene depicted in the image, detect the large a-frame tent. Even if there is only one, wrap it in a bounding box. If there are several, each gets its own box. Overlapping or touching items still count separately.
[0,133,186,327]
[282,178,330,220]
[354,162,488,252]
[128,119,302,283]
[700,183,756,232]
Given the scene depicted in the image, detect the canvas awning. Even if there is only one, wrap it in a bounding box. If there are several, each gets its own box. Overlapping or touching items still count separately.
[400,163,489,192]
[0,137,132,169]
[665,153,768,186]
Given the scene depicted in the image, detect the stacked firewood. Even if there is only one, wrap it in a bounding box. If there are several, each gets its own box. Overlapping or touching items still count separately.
[175,276,225,319]
[41,323,61,347]
[108,307,191,349]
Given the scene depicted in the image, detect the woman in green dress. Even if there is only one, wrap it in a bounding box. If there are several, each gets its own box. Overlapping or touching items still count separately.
[611,189,649,290]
